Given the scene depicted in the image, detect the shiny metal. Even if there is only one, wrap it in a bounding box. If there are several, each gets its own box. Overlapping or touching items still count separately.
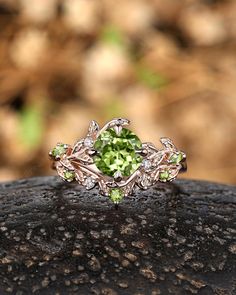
[49,118,187,199]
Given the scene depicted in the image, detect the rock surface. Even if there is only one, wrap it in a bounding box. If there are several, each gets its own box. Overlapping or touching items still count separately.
[0,176,235,295]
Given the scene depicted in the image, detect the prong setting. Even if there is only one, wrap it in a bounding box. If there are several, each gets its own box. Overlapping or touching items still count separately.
[87,149,98,156]
[113,125,123,136]
[114,171,123,182]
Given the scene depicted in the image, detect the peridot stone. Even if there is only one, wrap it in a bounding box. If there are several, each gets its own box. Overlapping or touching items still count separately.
[64,170,75,181]
[52,144,67,157]
[93,128,142,177]
[109,188,124,204]
[169,152,183,164]
[159,170,170,181]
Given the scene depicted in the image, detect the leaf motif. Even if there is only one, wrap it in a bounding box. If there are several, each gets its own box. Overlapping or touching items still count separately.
[75,153,93,165]
[152,151,165,166]
[160,137,176,150]
[75,170,84,184]
[108,118,130,128]
[139,173,152,189]
[153,169,160,182]
[71,140,84,154]
[123,181,135,196]
[168,166,181,180]
[88,120,100,136]
[98,179,109,196]
[60,158,74,170]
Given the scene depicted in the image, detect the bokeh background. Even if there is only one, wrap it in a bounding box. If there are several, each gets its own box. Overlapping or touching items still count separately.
[0,0,235,184]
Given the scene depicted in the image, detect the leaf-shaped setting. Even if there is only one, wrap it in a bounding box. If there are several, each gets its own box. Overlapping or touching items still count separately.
[152,151,166,166]
[75,170,85,184]
[101,118,130,132]
[152,169,160,182]
[70,151,94,165]
[59,157,75,170]
[76,153,94,165]
[88,120,100,137]
[117,170,140,196]
[169,166,181,179]
[110,118,130,126]
[50,118,187,201]
[98,179,109,196]
[138,173,153,189]
[123,181,136,196]
[160,137,176,150]
[142,142,158,153]
[71,140,84,154]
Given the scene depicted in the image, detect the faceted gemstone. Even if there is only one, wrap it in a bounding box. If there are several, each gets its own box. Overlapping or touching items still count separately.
[169,152,183,164]
[84,137,94,148]
[159,170,170,181]
[84,177,96,189]
[51,144,67,157]
[93,128,142,177]
[109,188,124,204]
[64,170,75,182]
[142,159,152,171]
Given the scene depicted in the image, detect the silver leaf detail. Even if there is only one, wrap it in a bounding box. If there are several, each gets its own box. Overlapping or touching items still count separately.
[160,137,176,150]
[88,120,100,136]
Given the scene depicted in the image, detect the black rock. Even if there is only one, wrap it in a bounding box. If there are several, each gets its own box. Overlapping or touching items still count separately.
[0,176,235,295]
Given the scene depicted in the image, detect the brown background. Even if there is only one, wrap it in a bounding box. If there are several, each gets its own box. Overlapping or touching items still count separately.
[0,0,235,184]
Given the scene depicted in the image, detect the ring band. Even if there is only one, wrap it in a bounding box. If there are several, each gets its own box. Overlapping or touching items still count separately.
[49,118,187,204]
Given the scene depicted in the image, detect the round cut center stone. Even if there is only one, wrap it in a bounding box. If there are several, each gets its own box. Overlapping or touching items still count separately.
[93,128,143,177]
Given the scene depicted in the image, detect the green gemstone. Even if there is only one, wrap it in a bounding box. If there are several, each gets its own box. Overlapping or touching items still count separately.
[52,144,67,157]
[64,170,75,181]
[93,128,142,177]
[159,170,170,181]
[109,188,124,204]
[169,152,183,164]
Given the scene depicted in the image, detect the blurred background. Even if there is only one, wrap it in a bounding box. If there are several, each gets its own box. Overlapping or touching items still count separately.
[0,0,235,184]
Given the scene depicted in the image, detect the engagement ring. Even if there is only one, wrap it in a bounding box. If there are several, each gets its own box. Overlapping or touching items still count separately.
[49,118,187,204]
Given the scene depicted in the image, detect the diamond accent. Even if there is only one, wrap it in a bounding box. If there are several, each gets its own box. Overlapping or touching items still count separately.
[84,177,96,190]
[84,137,94,147]
[142,159,152,170]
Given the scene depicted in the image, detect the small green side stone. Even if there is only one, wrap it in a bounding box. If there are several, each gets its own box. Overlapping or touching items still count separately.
[169,152,183,164]
[64,170,75,182]
[159,170,170,181]
[109,188,124,204]
[52,144,67,157]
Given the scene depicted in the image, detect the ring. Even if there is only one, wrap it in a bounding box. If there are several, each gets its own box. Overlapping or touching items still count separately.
[49,118,187,204]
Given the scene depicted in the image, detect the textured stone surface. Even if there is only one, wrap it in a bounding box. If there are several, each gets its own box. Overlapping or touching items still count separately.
[0,176,236,295]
